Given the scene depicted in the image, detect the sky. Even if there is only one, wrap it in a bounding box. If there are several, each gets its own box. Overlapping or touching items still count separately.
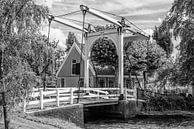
[36,0,174,49]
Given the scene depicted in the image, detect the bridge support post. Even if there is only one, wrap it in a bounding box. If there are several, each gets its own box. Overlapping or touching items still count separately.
[84,56,89,88]
[124,87,127,100]
[118,32,124,100]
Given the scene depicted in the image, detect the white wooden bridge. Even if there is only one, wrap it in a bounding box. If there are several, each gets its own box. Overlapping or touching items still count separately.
[23,87,138,112]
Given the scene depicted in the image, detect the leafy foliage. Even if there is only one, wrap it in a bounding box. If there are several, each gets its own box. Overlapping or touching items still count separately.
[158,0,194,86]
[65,32,78,53]
[93,24,117,32]
[124,40,167,75]
[0,0,49,110]
[153,26,173,57]
[91,37,118,68]
[91,36,167,88]
[148,95,186,111]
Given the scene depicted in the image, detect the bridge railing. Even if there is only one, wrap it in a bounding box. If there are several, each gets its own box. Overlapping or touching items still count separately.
[81,88,120,99]
[23,88,77,112]
[124,87,137,100]
[23,87,136,112]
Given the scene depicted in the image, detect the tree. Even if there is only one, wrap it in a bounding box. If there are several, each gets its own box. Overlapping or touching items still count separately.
[0,0,48,111]
[91,37,118,67]
[124,40,167,89]
[158,0,194,86]
[91,36,167,88]
[153,26,173,57]
[91,37,118,87]
[65,32,78,53]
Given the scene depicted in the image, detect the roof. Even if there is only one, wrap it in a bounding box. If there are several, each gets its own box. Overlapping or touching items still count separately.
[75,42,85,55]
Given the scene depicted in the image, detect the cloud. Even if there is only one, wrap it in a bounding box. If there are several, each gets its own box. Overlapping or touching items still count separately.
[158,17,162,23]
[34,0,62,8]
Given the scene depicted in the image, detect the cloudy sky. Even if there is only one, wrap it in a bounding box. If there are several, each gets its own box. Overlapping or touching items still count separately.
[36,0,174,48]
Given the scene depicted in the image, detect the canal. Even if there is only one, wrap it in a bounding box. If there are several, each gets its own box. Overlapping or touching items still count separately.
[85,116,194,129]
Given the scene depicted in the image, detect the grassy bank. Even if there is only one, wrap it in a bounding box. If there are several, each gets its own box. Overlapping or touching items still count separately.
[0,113,82,129]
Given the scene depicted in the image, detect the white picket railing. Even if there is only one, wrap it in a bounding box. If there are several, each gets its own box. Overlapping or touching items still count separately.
[23,87,136,112]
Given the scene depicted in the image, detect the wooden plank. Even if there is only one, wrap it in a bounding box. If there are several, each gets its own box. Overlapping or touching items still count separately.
[43,90,56,96]
[59,89,71,93]
[59,97,70,101]
[30,92,40,98]
[28,100,40,105]
[43,98,56,103]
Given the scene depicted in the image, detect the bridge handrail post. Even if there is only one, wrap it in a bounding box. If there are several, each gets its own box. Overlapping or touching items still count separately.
[40,89,44,109]
[97,91,100,100]
[56,89,60,107]
[134,86,137,100]
[70,88,74,104]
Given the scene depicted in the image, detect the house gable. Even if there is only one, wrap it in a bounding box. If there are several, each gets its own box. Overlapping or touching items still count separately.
[56,43,95,77]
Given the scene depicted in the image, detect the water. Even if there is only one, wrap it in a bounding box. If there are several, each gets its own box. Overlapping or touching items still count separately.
[85,116,194,129]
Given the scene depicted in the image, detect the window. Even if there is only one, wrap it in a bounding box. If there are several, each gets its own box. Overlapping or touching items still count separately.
[108,78,115,88]
[72,60,80,75]
[98,77,105,87]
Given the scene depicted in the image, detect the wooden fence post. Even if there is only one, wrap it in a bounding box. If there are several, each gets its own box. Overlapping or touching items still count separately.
[134,86,138,107]
[23,98,26,112]
[70,88,74,104]
[97,91,100,99]
[56,89,59,107]
[40,89,44,109]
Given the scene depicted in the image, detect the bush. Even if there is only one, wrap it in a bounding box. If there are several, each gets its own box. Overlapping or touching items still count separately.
[147,95,186,111]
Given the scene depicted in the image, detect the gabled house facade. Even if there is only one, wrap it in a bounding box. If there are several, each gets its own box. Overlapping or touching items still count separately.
[56,42,95,87]
[56,42,144,88]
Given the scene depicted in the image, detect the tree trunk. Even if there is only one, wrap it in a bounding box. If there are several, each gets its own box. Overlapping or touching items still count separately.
[143,71,147,89]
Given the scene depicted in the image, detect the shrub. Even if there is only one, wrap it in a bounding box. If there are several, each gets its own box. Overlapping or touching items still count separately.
[147,95,186,111]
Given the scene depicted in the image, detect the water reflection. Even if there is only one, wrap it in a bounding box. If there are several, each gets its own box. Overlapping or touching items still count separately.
[85,116,194,129]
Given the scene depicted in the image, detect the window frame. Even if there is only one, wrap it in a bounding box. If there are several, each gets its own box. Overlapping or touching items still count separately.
[71,59,79,75]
